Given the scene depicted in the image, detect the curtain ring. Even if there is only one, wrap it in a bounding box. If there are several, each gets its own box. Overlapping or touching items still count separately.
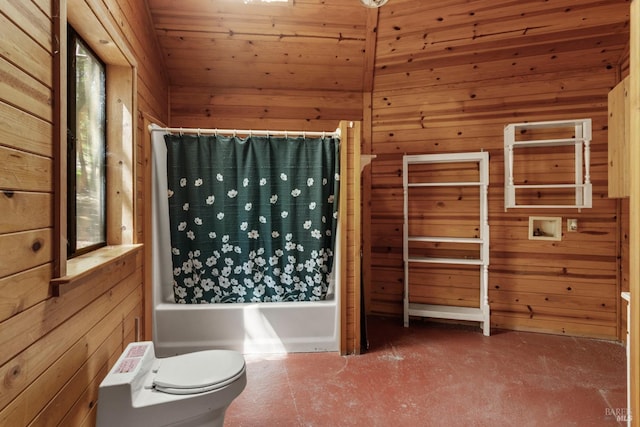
[284,130,287,138]
[233,129,237,137]
[179,127,184,136]
[197,128,201,136]
[322,131,326,139]
[214,128,218,136]
[302,131,306,139]
[249,129,252,137]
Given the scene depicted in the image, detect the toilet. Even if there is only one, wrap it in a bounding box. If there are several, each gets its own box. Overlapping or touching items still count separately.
[96,341,246,427]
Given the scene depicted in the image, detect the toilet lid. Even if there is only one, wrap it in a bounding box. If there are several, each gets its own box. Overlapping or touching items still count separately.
[153,350,245,395]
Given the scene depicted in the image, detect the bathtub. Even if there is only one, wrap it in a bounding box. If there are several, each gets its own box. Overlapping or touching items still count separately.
[153,298,339,356]
[150,125,341,356]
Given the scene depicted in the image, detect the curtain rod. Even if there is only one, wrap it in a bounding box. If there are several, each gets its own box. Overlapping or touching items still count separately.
[148,125,340,138]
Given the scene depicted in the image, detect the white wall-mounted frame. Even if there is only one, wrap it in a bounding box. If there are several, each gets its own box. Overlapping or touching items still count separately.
[504,118,592,210]
[403,152,490,336]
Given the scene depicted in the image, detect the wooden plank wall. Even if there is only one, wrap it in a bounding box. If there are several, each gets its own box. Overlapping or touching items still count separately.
[169,86,363,132]
[0,0,167,426]
[366,0,630,339]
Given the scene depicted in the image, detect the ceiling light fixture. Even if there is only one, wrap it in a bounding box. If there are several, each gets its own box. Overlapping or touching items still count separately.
[360,0,388,7]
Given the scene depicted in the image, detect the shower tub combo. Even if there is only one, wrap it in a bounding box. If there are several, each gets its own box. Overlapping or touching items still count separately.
[150,126,341,356]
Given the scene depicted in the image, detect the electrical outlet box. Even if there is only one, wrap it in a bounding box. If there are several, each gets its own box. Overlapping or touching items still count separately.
[529,216,562,241]
[567,218,578,232]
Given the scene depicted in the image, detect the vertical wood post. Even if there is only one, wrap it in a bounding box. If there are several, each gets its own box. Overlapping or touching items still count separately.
[628,0,639,422]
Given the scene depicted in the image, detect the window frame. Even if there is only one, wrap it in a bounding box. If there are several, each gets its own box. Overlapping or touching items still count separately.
[66,25,108,258]
[52,0,138,290]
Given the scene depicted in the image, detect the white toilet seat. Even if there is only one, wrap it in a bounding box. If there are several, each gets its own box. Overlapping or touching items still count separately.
[153,349,246,395]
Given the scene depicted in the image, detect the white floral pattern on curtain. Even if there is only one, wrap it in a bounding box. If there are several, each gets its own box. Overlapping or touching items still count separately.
[165,134,340,303]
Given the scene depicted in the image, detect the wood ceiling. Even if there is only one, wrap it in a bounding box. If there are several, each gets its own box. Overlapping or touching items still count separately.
[375,0,630,81]
[146,0,371,92]
[146,0,630,93]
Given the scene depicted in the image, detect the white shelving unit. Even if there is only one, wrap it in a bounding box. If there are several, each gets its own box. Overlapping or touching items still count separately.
[403,152,490,336]
[504,118,592,210]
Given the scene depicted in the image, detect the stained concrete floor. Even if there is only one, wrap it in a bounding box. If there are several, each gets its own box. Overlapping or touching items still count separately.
[225,315,627,426]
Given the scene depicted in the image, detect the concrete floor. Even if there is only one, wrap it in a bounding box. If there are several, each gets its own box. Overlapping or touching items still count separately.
[225,316,627,426]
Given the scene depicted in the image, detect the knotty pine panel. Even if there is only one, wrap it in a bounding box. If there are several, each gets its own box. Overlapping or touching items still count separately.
[0,229,51,279]
[148,0,368,91]
[408,265,481,308]
[375,53,623,92]
[57,287,143,427]
[0,264,142,417]
[491,312,617,339]
[150,1,365,40]
[376,0,627,39]
[2,282,142,427]
[3,0,52,51]
[0,146,52,192]
[366,0,628,339]
[101,0,169,120]
[490,273,617,298]
[0,264,52,323]
[0,59,52,122]
[170,86,363,129]
[29,328,122,427]
[376,1,628,68]
[0,250,139,372]
[0,13,51,87]
[374,71,615,111]
[0,0,167,425]
[157,33,363,67]
[491,292,617,317]
[0,102,52,157]
[0,191,52,234]
[165,58,363,92]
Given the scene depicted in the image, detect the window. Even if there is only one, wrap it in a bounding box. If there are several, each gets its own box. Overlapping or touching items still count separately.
[66,26,107,257]
[52,0,137,286]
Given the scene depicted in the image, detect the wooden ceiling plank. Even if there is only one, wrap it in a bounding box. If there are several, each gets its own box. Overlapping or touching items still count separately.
[374,47,626,92]
[378,0,627,38]
[378,36,627,75]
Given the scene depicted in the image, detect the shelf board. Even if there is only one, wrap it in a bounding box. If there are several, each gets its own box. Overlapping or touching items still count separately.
[406,256,483,265]
[404,152,489,164]
[407,181,483,187]
[508,138,587,148]
[511,184,586,189]
[408,236,483,244]
[505,118,591,131]
[505,204,590,209]
[407,303,486,322]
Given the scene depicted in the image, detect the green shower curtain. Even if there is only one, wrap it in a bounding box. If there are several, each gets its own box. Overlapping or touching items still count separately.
[165,133,340,303]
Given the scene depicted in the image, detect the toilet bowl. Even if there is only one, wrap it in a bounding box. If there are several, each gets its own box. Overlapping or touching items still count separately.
[96,341,246,427]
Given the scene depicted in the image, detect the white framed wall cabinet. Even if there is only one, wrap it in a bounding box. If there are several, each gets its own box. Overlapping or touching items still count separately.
[504,118,592,210]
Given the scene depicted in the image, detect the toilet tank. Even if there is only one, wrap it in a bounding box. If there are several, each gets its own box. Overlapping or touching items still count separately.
[96,342,156,426]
